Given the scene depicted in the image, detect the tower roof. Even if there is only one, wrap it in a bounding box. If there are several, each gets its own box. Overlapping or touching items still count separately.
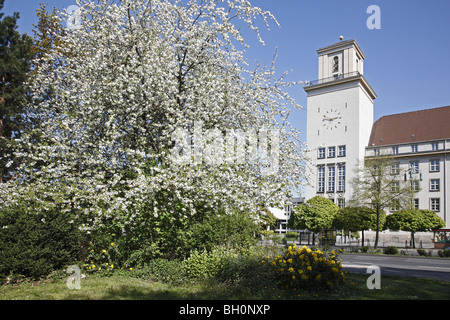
[368,106,450,146]
[316,39,365,60]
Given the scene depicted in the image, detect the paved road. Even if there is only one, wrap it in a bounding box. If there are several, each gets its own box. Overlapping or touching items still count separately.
[341,254,450,282]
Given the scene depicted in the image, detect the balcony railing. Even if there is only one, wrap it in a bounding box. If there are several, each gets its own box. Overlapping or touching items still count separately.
[305,71,361,86]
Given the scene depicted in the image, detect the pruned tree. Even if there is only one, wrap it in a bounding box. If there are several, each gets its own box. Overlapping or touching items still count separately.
[350,155,417,248]
[288,196,339,244]
[386,209,444,248]
[333,206,386,247]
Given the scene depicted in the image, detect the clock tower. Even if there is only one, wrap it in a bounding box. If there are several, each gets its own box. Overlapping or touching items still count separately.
[304,39,377,207]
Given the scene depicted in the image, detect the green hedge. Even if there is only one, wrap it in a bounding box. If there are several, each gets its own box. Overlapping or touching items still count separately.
[0,206,84,280]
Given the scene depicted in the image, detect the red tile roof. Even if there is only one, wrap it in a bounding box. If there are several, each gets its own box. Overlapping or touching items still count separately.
[368,106,450,146]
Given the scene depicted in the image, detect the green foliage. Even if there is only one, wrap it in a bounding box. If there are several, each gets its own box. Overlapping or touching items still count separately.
[360,246,369,253]
[289,196,339,233]
[84,241,123,276]
[0,205,84,280]
[132,258,185,285]
[386,209,445,233]
[182,246,240,280]
[85,200,261,268]
[284,231,298,240]
[416,249,431,257]
[386,209,445,248]
[216,249,277,291]
[333,206,385,233]
[265,245,345,292]
[438,249,450,258]
[0,0,34,182]
[383,246,399,255]
[185,211,259,253]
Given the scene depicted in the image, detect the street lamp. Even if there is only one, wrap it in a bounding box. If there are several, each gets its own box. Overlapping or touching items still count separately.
[404,167,422,182]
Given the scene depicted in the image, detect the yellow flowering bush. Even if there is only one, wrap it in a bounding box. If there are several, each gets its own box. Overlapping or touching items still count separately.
[266,245,345,292]
[84,242,129,275]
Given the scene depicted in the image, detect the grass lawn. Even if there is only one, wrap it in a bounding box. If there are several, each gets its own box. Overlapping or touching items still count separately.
[1,272,449,300]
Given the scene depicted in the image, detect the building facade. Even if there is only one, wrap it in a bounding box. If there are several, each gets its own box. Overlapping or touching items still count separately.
[304,39,377,209]
[366,106,450,227]
[304,39,450,229]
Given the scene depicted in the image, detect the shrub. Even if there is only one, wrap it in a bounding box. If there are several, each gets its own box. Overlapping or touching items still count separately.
[182,246,240,280]
[383,246,399,255]
[131,258,185,285]
[84,241,124,276]
[438,249,450,258]
[0,205,84,280]
[284,232,298,240]
[216,249,277,295]
[85,205,261,267]
[416,249,430,257]
[266,245,345,292]
[185,213,259,254]
[360,246,369,253]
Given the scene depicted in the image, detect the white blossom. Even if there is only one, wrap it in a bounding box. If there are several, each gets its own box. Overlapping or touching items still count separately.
[1,0,306,230]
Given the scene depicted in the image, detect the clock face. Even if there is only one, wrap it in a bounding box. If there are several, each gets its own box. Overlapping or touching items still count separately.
[322,108,342,130]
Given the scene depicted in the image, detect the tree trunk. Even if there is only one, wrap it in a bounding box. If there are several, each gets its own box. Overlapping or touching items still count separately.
[362,230,365,247]
[374,205,380,249]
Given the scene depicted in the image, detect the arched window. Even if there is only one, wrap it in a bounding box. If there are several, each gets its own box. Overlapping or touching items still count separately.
[332,56,339,73]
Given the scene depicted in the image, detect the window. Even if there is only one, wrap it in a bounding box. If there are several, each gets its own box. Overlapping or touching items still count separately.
[338,145,346,157]
[411,144,418,153]
[285,205,292,217]
[392,146,399,155]
[430,160,440,172]
[390,199,400,212]
[317,167,325,193]
[327,166,335,192]
[391,181,400,193]
[373,148,379,156]
[318,148,325,159]
[411,180,420,192]
[430,198,440,212]
[337,198,345,209]
[410,161,419,174]
[432,142,439,151]
[413,198,419,209]
[328,147,336,158]
[337,165,346,192]
[332,56,339,73]
[391,162,400,175]
[430,179,440,191]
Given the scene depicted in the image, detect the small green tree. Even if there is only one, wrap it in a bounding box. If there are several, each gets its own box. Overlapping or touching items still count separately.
[386,209,445,248]
[288,196,339,244]
[333,206,386,247]
[350,155,417,248]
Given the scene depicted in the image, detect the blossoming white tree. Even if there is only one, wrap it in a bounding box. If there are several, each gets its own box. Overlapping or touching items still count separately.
[1,0,305,231]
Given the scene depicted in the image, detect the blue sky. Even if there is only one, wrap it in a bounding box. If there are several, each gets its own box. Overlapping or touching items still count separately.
[4,0,450,144]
